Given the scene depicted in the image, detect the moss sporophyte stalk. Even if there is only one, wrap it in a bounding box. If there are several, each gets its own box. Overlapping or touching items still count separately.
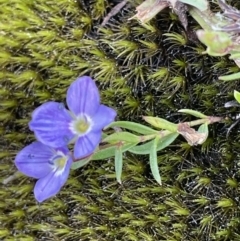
[3,0,240,240]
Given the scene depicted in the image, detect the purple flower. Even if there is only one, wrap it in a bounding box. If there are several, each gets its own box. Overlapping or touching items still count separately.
[15,141,72,202]
[29,76,116,159]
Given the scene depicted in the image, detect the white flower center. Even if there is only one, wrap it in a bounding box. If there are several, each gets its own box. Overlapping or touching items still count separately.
[49,151,68,176]
[69,114,92,136]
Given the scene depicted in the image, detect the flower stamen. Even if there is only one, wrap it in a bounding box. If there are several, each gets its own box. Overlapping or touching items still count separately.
[70,114,92,136]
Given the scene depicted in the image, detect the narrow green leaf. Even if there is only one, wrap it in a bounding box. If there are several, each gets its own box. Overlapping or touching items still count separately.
[107,121,158,134]
[129,132,179,155]
[219,72,240,81]
[129,139,154,155]
[101,132,108,139]
[178,109,207,118]
[234,90,240,104]
[115,146,123,184]
[197,123,209,144]
[102,132,140,143]
[143,116,177,132]
[91,142,138,160]
[179,0,209,11]
[71,157,91,170]
[156,132,179,152]
[149,137,161,185]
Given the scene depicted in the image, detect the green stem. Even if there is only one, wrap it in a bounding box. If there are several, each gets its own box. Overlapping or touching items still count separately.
[140,130,175,142]
[188,6,230,31]
[187,116,222,127]
[188,7,212,30]
[139,133,157,142]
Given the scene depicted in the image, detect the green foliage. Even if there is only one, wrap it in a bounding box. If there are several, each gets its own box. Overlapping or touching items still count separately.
[143,116,178,132]
[114,145,123,184]
[108,121,158,135]
[178,109,207,118]
[164,32,188,47]
[128,132,179,155]
[149,137,162,185]
[234,90,240,103]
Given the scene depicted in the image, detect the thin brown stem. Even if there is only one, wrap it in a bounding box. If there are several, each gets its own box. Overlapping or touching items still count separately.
[100,0,128,27]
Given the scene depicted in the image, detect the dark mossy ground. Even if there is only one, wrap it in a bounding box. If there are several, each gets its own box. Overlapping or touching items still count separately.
[1,0,240,240]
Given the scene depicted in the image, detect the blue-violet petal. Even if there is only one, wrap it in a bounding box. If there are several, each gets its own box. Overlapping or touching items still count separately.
[15,141,54,179]
[34,156,72,202]
[91,104,116,131]
[74,131,102,159]
[66,76,100,116]
[29,101,74,148]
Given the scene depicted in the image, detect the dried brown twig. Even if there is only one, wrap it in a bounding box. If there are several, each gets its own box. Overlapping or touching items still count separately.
[100,0,128,27]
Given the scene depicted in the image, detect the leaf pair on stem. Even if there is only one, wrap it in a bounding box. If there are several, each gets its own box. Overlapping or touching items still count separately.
[72,109,223,185]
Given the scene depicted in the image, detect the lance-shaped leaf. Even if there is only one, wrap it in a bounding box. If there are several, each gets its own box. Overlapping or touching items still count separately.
[178,109,207,118]
[143,116,178,132]
[179,0,209,11]
[149,137,161,185]
[115,145,123,184]
[129,132,179,155]
[71,156,92,170]
[234,90,240,104]
[108,121,158,135]
[197,123,209,144]
[177,123,207,146]
[92,142,138,160]
[219,72,240,81]
[196,30,233,56]
[102,132,140,143]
